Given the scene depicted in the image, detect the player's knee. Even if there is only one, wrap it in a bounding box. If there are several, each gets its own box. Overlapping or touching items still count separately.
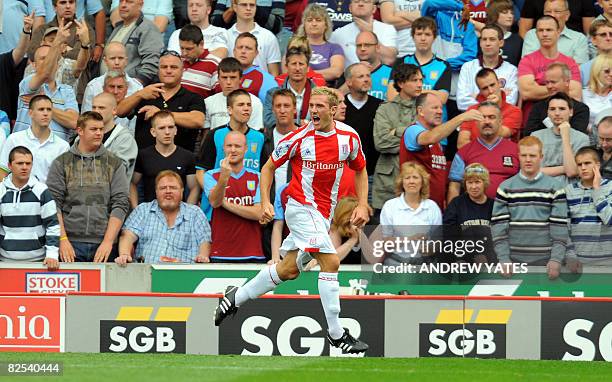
[278,263,300,281]
[319,254,340,273]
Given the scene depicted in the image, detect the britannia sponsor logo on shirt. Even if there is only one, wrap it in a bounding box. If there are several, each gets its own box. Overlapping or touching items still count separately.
[303,161,344,170]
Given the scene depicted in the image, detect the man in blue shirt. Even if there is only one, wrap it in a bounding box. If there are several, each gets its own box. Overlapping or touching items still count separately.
[196,89,270,177]
[388,17,452,121]
[117,170,211,265]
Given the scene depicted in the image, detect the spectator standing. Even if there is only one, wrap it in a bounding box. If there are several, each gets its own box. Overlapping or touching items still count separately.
[117,170,211,264]
[105,0,164,85]
[116,51,205,152]
[168,0,229,59]
[203,131,265,261]
[47,111,129,263]
[177,24,220,99]
[224,0,282,75]
[372,63,421,213]
[130,111,198,208]
[0,146,60,270]
[0,95,69,183]
[492,136,569,279]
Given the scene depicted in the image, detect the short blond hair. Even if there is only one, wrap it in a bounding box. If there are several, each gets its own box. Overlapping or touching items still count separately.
[395,162,430,200]
[518,136,543,154]
[311,87,340,107]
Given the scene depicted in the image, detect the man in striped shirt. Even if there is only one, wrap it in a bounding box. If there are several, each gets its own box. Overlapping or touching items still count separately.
[178,24,220,99]
[0,146,60,270]
[215,87,371,354]
[491,136,569,280]
[566,146,612,265]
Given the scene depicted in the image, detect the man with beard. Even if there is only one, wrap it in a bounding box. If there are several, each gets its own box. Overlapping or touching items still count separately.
[448,102,519,203]
[117,170,211,264]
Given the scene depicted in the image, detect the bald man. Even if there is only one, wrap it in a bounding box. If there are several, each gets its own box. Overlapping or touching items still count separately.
[91,92,138,179]
[202,130,265,262]
[82,42,143,113]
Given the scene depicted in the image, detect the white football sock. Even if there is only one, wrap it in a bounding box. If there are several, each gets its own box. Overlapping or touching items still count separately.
[235,264,282,307]
[318,272,343,340]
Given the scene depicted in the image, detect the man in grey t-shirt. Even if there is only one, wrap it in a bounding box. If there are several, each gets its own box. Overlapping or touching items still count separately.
[532,92,589,184]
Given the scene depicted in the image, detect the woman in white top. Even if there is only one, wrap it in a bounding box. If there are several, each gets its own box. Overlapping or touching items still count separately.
[583,54,612,141]
[379,161,442,264]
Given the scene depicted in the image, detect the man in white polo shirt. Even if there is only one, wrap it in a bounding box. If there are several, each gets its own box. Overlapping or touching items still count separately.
[0,95,69,183]
[330,0,398,68]
[225,0,281,76]
[167,0,229,58]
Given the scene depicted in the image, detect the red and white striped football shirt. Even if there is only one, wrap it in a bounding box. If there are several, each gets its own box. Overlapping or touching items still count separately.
[181,50,220,98]
[271,121,366,219]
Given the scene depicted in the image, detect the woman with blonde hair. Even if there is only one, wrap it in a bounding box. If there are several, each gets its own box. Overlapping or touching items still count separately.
[583,54,612,133]
[378,162,442,264]
[296,4,345,83]
[443,163,494,263]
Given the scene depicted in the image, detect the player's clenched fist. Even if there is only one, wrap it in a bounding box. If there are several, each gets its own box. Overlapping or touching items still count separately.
[259,202,274,224]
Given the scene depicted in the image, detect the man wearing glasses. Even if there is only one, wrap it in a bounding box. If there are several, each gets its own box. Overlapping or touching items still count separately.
[224,0,281,75]
[595,113,612,180]
[522,0,589,65]
[116,49,205,152]
[581,19,612,87]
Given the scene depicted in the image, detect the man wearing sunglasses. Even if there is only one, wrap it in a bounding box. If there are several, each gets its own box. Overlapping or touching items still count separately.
[116,50,205,152]
[581,19,612,87]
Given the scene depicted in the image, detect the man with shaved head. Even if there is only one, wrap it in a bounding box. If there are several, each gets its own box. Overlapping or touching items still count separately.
[91,92,138,179]
[82,42,143,113]
[202,130,265,262]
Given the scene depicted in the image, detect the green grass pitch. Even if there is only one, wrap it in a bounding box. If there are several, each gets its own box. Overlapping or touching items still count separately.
[1,353,611,382]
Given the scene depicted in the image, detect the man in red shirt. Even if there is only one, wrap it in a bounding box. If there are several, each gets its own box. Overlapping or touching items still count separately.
[448,101,519,202]
[458,68,522,148]
[204,131,264,262]
[214,87,370,354]
[518,15,582,127]
[178,24,221,98]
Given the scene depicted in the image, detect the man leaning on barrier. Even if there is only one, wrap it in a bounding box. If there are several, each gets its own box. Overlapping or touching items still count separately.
[117,170,211,265]
[0,146,60,271]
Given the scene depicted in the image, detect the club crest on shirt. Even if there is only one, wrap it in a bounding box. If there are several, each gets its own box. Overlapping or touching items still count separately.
[499,78,507,88]
[502,156,514,167]
[341,144,349,155]
[242,79,253,88]
[430,71,438,80]
[251,143,258,153]
[247,180,256,191]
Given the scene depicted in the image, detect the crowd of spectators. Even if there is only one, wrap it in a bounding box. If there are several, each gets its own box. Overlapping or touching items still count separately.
[0,0,611,278]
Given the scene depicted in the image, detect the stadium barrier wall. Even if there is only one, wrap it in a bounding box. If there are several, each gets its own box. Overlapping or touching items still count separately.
[4,262,612,298]
[2,292,612,360]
